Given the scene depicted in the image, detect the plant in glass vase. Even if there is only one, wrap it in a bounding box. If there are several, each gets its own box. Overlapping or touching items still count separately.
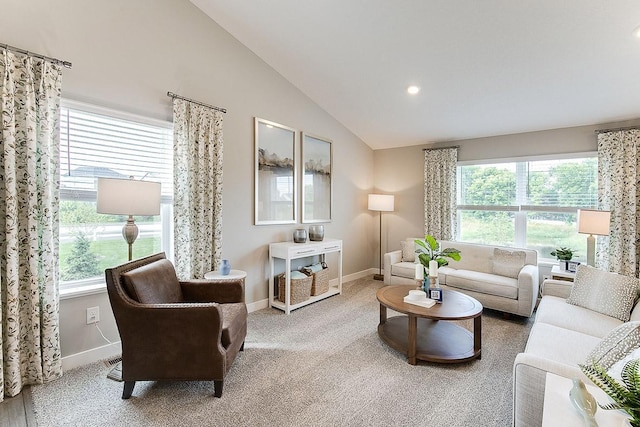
[414,234,461,278]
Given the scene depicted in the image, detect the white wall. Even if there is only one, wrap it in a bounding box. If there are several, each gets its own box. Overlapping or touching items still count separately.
[1,0,376,367]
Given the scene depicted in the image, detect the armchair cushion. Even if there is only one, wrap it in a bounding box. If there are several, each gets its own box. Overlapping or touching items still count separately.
[122,259,184,304]
[220,303,248,349]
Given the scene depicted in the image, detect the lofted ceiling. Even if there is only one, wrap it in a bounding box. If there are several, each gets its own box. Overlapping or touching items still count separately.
[190,0,640,150]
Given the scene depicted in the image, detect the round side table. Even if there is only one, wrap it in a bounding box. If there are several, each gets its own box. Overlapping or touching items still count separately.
[204,269,247,280]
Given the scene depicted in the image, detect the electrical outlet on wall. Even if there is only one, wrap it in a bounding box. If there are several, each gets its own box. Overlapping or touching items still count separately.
[542,274,550,281]
[86,306,100,324]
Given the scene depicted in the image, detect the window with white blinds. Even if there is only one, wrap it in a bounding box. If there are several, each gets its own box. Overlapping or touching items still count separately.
[456,154,598,261]
[59,101,173,295]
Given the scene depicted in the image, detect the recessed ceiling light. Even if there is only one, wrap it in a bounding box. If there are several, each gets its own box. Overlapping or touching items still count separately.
[634,24,640,38]
[407,85,420,95]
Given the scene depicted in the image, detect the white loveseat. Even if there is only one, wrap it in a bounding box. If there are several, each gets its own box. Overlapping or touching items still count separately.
[383,238,539,317]
[513,267,640,427]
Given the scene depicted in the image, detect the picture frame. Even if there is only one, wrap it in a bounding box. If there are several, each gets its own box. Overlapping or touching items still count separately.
[567,261,581,273]
[254,118,298,225]
[301,132,332,223]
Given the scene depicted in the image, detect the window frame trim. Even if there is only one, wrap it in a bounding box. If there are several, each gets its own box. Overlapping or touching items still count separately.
[58,99,174,297]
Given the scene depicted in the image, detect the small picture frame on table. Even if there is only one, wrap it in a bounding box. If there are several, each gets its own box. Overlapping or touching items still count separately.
[567,261,580,273]
[429,287,443,303]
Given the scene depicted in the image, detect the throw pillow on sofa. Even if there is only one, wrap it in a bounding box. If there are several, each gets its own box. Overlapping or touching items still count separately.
[400,240,415,262]
[567,265,639,322]
[491,248,526,279]
[586,321,640,369]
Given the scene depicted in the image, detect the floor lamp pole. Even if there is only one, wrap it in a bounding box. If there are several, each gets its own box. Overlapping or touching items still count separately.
[374,211,384,281]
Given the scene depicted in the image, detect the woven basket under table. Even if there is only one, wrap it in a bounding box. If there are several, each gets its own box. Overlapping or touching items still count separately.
[310,267,330,296]
[277,273,312,305]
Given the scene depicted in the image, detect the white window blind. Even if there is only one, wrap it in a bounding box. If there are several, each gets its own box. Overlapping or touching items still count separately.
[60,103,173,195]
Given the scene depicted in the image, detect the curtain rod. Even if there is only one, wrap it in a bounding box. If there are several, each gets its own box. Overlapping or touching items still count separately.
[422,145,460,151]
[1,43,72,68]
[594,125,640,134]
[166,91,227,114]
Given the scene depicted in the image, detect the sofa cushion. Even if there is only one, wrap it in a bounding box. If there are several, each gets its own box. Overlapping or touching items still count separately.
[444,270,518,299]
[492,248,526,279]
[122,259,184,304]
[525,322,602,366]
[536,295,623,339]
[567,265,639,322]
[586,321,640,370]
[400,240,415,262]
[391,261,417,279]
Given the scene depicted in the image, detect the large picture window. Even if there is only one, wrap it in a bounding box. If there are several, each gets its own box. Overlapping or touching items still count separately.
[457,154,598,262]
[59,101,173,293]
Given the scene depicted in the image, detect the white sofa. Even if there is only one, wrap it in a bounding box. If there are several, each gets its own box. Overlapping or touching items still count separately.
[513,275,640,427]
[383,238,539,317]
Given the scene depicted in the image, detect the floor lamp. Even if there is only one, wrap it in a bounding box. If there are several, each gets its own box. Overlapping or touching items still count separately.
[577,209,611,267]
[369,194,395,281]
[97,177,161,261]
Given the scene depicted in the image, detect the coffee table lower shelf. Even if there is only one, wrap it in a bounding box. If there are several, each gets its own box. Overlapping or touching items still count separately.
[378,316,480,364]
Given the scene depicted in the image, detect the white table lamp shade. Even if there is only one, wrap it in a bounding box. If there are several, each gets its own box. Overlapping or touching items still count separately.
[97,178,161,216]
[368,194,395,212]
[577,209,611,236]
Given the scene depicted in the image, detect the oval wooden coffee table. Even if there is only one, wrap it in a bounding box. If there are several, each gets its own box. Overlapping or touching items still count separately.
[376,285,483,365]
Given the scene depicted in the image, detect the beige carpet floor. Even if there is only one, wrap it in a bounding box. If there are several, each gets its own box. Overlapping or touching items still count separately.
[31,278,533,426]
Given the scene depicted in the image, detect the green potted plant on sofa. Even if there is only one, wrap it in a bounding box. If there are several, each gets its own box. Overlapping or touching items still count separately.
[550,247,575,271]
[414,234,461,276]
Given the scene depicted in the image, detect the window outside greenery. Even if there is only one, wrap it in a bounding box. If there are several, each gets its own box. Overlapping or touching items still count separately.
[59,101,173,290]
[457,156,597,262]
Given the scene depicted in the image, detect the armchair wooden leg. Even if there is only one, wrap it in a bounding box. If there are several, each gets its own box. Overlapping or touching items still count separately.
[240,341,245,351]
[214,380,223,398]
[122,381,136,399]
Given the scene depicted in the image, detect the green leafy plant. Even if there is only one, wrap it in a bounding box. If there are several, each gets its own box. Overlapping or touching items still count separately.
[580,359,640,427]
[414,234,461,274]
[550,247,575,261]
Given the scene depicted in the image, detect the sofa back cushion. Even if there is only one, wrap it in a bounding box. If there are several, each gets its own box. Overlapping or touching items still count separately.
[491,248,526,279]
[122,259,184,304]
[438,240,537,275]
[567,265,639,322]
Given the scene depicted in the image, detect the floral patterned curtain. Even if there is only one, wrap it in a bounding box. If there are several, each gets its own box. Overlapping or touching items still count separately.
[423,147,458,240]
[0,48,63,400]
[172,99,224,279]
[597,130,640,276]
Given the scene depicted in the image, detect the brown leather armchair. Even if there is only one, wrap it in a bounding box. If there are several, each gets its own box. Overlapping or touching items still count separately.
[105,252,247,399]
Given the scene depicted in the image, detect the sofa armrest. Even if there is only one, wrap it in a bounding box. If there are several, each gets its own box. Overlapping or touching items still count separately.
[541,279,573,299]
[513,353,588,427]
[516,264,540,317]
[383,250,403,284]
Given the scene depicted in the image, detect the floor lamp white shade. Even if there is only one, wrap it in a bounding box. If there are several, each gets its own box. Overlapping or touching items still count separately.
[368,194,395,280]
[577,209,611,267]
[97,177,161,261]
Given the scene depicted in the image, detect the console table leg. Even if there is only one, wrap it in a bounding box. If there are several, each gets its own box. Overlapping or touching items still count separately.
[408,315,417,365]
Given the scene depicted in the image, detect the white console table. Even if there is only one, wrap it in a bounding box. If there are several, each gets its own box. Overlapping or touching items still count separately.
[269,238,343,314]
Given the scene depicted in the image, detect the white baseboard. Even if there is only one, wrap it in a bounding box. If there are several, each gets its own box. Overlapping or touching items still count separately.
[61,269,377,370]
[62,341,122,372]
